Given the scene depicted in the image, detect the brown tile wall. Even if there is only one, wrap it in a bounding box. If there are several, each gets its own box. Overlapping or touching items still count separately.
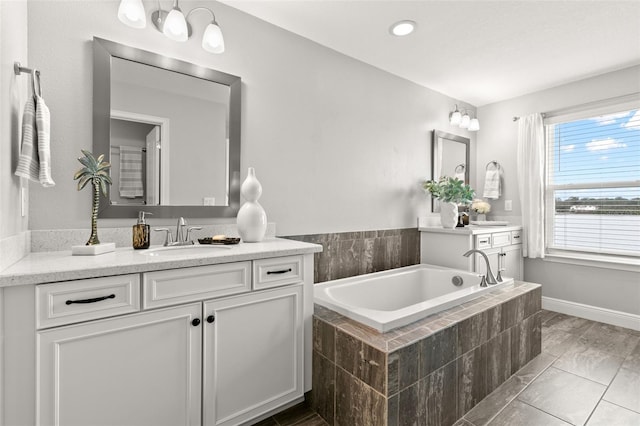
[283,228,420,283]
[312,286,542,426]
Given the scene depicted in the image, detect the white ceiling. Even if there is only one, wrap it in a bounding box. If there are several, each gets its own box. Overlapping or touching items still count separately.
[220,0,640,106]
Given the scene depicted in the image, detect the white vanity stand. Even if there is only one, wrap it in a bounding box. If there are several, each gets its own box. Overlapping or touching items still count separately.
[420,225,523,280]
[0,238,322,426]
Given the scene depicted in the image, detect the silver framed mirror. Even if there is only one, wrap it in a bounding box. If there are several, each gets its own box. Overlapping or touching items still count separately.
[431,130,470,212]
[93,37,241,218]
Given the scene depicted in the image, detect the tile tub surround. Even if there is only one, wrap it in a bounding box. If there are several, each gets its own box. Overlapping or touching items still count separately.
[311,281,542,426]
[284,228,420,283]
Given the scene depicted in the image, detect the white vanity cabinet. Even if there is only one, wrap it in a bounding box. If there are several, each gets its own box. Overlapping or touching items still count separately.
[420,226,523,280]
[473,230,523,280]
[2,247,316,426]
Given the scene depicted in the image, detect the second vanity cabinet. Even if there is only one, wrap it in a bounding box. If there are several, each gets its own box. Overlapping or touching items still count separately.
[420,225,523,280]
[4,251,314,426]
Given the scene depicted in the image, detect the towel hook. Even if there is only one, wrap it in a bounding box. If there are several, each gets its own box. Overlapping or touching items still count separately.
[485,160,502,172]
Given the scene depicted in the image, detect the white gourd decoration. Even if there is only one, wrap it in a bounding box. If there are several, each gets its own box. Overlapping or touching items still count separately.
[236,167,267,242]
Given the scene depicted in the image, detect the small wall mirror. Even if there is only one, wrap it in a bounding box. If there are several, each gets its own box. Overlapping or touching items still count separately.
[93,37,241,218]
[431,130,470,212]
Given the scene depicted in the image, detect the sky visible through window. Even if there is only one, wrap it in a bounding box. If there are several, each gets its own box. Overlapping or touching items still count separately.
[550,108,640,201]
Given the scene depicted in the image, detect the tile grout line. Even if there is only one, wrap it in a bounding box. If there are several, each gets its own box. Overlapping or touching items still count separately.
[514,399,574,425]
[468,353,559,426]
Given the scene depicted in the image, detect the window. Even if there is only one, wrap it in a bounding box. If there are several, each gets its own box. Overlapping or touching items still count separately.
[544,101,640,258]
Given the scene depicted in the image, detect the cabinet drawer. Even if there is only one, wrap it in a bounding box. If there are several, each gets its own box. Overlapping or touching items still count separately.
[36,274,141,329]
[143,262,251,309]
[511,230,522,245]
[253,255,304,290]
[476,235,492,250]
[491,232,512,248]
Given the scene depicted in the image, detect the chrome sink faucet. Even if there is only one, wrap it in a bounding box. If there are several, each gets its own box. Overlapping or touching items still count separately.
[154,217,202,246]
[463,249,500,287]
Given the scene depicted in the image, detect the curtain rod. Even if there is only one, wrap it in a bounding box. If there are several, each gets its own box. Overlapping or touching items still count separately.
[512,92,639,122]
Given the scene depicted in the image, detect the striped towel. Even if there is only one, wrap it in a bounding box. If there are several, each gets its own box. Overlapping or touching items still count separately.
[15,71,55,187]
[119,146,144,198]
[14,97,39,182]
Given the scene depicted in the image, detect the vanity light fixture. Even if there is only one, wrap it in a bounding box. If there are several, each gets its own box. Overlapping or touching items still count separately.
[449,104,479,131]
[390,20,416,36]
[117,0,225,54]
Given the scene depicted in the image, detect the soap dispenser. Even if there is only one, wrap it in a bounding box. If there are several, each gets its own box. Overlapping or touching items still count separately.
[133,211,152,249]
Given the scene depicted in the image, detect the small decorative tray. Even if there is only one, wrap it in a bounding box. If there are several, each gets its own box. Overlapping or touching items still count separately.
[470,221,509,226]
[198,237,241,245]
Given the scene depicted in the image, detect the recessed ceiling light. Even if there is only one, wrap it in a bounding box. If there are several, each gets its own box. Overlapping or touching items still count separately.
[390,20,416,36]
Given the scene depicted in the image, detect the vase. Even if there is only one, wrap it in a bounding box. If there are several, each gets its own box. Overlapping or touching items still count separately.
[477,214,487,222]
[440,202,458,229]
[237,167,267,242]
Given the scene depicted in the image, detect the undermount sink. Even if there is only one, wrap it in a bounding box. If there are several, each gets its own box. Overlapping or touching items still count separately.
[139,245,232,257]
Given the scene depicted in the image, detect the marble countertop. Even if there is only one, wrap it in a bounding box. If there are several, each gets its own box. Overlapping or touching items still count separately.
[418,225,522,235]
[0,238,323,288]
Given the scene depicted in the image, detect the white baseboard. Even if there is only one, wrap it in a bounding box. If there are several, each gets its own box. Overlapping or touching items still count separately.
[542,296,640,331]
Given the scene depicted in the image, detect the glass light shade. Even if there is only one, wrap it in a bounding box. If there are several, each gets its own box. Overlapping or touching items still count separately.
[163,8,188,41]
[459,113,471,129]
[202,23,225,53]
[118,0,146,29]
[468,118,480,131]
[450,110,462,125]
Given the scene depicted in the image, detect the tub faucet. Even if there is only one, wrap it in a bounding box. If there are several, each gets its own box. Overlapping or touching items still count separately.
[463,249,499,286]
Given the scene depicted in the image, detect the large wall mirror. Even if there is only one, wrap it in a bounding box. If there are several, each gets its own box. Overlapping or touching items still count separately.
[431,130,470,212]
[93,37,241,218]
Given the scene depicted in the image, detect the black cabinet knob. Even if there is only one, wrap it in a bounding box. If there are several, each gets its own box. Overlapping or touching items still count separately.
[207,315,215,323]
[191,318,201,327]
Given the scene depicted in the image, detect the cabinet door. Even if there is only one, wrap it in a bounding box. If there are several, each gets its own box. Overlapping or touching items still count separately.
[203,285,303,426]
[38,304,202,426]
[474,248,500,277]
[502,244,523,280]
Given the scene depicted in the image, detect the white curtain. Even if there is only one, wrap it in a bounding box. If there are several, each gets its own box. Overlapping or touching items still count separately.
[517,113,545,258]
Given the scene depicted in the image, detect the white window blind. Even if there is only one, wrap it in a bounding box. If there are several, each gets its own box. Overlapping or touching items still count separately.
[545,104,640,257]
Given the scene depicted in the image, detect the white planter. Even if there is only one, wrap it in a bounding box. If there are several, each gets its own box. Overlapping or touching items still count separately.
[440,202,458,229]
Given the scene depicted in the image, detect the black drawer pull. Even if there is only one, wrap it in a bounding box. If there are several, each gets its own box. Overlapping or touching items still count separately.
[207,315,215,323]
[192,318,201,327]
[65,294,116,305]
[267,268,292,275]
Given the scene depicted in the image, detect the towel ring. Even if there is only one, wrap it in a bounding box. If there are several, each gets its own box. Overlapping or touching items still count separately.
[454,164,465,174]
[485,161,502,172]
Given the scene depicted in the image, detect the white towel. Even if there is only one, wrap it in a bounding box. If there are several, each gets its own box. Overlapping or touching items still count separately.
[483,169,501,199]
[119,146,144,198]
[454,171,466,182]
[15,71,55,187]
[35,94,55,187]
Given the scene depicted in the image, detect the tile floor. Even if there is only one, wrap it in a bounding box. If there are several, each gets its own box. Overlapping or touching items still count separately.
[457,310,640,426]
[260,310,640,426]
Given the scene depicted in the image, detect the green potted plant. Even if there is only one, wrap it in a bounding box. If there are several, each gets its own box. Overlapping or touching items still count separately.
[73,150,112,246]
[422,176,475,228]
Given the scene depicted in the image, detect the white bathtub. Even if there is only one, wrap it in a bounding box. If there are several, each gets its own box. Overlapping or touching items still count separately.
[314,264,513,333]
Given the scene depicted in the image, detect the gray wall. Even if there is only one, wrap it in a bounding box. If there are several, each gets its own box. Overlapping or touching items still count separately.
[0,0,28,240]
[23,0,475,235]
[476,65,640,315]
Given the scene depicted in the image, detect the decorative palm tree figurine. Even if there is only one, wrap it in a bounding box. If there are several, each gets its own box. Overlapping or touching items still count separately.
[73,150,112,245]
